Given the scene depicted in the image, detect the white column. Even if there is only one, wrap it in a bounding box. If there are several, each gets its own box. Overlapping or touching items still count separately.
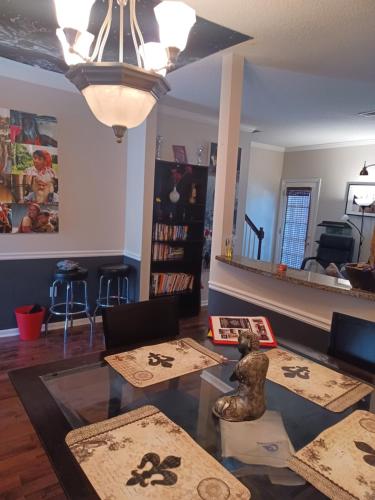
[210,53,244,263]
[125,109,157,300]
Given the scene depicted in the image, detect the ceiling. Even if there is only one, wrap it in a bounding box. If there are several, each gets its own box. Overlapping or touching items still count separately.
[1,0,375,148]
[163,0,375,148]
[0,0,249,73]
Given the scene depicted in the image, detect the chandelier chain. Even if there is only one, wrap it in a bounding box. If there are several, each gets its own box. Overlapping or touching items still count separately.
[119,1,124,62]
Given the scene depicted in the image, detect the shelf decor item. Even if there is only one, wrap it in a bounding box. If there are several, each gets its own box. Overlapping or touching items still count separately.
[53,0,196,142]
[172,145,188,164]
[150,160,208,316]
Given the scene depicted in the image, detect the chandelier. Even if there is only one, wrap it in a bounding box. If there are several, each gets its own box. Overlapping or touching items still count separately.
[54,0,196,142]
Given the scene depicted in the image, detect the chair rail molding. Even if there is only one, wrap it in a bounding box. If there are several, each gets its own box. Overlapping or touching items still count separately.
[0,250,124,261]
[209,280,331,332]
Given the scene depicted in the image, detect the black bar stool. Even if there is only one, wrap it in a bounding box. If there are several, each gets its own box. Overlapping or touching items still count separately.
[94,264,131,320]
[46,267,94,344]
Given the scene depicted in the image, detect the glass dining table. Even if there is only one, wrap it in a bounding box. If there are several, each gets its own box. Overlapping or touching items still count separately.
[9,340,375,499]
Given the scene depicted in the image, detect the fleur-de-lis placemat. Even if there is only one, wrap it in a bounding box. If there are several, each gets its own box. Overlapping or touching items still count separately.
[266,348,373,412]
[288,410,375,500]
[66,405,251,499]
[104,338,224,388]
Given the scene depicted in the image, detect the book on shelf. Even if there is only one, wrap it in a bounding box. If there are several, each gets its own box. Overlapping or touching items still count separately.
[208,316,277,347]
[151,273,194,296]
[152,243,184,261]
[153,223,188,241]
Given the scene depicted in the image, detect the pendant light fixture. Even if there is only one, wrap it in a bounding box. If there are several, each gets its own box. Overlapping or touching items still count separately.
[54,0,196,143]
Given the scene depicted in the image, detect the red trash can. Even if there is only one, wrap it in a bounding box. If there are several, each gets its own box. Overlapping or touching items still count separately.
[15,306,45,341]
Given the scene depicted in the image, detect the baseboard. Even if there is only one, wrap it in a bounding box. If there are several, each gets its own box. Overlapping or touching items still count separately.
[209,280,331,332]
[0,316,102,338]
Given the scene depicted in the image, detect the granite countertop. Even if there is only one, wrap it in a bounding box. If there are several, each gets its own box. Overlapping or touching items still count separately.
[216,255,375,302]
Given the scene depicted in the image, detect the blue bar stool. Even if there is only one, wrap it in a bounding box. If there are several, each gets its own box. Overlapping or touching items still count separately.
[94,264,131,321]
[46,267,94,344]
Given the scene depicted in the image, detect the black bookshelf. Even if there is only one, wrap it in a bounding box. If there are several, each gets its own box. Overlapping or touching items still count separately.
[150,160,208,317]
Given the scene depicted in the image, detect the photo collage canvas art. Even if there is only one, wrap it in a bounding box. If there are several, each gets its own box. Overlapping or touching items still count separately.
[0,108,59,234]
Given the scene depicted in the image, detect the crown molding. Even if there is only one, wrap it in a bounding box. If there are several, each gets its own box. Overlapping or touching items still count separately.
[251,141,285,152]
[286,139,375,152]
[0,250,124,261]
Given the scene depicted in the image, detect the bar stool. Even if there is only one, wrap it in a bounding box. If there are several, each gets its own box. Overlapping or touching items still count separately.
[46,267,94,344]
[94,264,131,320]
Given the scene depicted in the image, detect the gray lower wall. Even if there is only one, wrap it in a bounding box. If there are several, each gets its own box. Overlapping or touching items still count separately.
[0,255,141,330]
[208,289,330,353]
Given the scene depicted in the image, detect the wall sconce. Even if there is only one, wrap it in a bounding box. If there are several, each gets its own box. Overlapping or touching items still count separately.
[359,161,375,175]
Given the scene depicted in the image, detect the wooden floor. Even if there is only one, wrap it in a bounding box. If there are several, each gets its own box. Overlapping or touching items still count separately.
[0,310,208,499]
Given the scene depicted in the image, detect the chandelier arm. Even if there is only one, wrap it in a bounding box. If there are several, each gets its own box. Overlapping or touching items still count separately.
[89,0,113,62]
[98,1,114,62]
[132,0,145,66]
[130,0,142,67]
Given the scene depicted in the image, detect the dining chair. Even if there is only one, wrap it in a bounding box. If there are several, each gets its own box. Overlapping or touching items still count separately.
[328,312,375,372]
[102,295,179,350]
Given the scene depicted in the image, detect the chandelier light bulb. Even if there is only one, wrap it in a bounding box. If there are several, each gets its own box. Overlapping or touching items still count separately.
[139,42,168,76]
[56,29,94,66]
[154,1,196,52]
[54,0,96,33]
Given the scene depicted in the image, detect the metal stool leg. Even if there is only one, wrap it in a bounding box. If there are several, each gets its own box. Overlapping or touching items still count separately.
[64,282,71,345]
[70,281,74,329]
[117,277,121,305]
[46,280,59,336]
[93,275,104,322]
[83,280,94,344]
[124,276,129,303]
[106,278,112,306]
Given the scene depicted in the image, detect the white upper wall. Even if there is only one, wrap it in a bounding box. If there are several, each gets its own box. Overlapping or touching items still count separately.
[283,144,375,261]
[0,60,126,258]
[246,143,284,262]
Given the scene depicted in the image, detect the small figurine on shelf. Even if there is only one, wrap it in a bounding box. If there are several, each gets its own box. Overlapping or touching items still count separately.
[156,135,163,160]
[197,144,204,165]
[189,183,197,204]
[169,185,180,203]
[225,237,233,260]
[212,331,269,422]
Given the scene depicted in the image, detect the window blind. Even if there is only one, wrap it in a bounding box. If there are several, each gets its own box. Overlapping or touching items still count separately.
[280,187,312,269]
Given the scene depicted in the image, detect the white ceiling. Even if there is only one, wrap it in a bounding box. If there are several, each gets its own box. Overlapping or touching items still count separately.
[164,0,375,148]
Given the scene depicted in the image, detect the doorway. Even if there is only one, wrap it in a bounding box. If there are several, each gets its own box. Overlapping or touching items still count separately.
[275,178,321,269]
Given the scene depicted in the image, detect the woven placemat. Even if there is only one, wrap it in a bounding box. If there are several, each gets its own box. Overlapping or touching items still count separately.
[105,338,224,388]
[66,405,251,499]
[288,410,375,500]
[266,348,373,412]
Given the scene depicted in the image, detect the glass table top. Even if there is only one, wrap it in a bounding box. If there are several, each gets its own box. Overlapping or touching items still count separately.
[40,344,374,500]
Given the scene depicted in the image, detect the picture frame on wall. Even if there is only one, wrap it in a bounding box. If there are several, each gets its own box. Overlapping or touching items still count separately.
[0,107,59,234]
[345,182,375,217]
[172,145,187,164]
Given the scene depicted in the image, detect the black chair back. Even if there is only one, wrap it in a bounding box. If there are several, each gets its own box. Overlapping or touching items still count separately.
[301,233,354,270]
[328,312,375,372]
[102,296,179,350]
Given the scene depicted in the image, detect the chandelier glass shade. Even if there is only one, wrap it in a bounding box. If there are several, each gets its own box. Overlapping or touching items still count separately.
[54,0,196,142]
